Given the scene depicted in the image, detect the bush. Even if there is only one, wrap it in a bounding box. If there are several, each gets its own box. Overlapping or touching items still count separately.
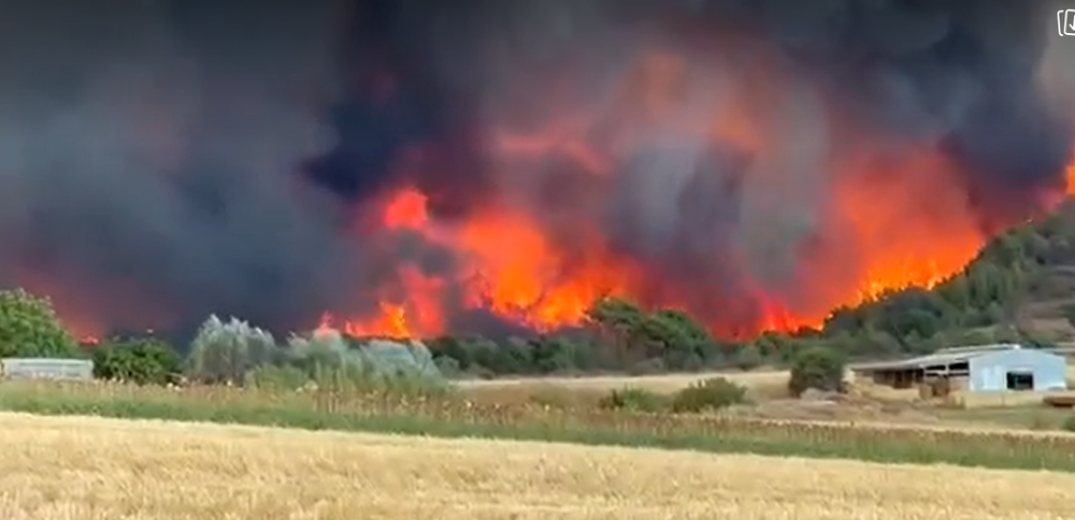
[1062,415,1075,433]
[670,377,747,413]
[283,328,448,395]
[92,337,181,385]
[286,329,442,378]
[788,345,846,397]
[598,387,669,413]
[362,338,442,379]
[185,315,278,385]
[0,288,79,358]
[285,328,357,373]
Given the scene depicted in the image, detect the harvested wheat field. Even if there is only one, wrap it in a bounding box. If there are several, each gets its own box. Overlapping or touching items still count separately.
[460,369,790,397]
[1,413,1074,520]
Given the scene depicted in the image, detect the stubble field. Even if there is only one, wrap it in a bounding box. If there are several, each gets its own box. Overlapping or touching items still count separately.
[2,412,1075,520]
[457,369,791,393]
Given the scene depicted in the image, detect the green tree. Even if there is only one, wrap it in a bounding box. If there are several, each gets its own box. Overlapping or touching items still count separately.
[185,315,277,385]
[459,336,524,375]
[427,336,476,371]
[787,346,846,397]
[586,297,648,366]
[92,337,181,385]
[648,309,715,370]
[0,288,79,358]
[586,298,719,370]
[528,335,584,374]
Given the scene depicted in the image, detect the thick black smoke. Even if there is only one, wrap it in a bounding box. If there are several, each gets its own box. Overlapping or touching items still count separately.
[307,0,1073,328]
[0,0,1070,338]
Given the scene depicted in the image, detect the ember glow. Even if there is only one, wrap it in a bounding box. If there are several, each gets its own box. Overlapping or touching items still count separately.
[1,1,1073,341]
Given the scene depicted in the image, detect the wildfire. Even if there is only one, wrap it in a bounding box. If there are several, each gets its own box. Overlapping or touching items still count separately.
[13,18,1070,346]
[325,162,1003,339]
[316,45,1074,341]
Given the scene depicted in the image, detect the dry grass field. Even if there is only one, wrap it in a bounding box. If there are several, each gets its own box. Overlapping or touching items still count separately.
[458,369,790,393]
[461,360,1075,396]
[459,369,791,406]
[2,413,1075,520]
[459,363,1075,430]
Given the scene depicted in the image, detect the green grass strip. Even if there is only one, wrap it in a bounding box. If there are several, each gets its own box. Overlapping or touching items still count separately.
[2,390,1074,473]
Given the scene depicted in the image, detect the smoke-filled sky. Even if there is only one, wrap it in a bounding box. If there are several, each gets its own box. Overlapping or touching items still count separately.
[0,0,1073,340]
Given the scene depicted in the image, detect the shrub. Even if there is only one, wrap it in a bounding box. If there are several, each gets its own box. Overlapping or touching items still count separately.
[92,337,181,385]
[361,338,442,379]
[1062,415,1075,433]
[788,345,846,397]
[185,315,278,385]
[0,288,79,358]
[283,328,448,395]
[285,329,441,377]
[670,377,747,413]
[285,328,357,373]
[598,387,669,413]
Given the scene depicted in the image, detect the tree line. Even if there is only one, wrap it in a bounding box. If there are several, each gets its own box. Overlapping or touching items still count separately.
[0,288,850,403]
[2,201,1073,381]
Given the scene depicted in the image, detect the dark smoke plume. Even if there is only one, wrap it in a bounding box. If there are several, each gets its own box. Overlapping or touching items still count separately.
[0,0,1070,338]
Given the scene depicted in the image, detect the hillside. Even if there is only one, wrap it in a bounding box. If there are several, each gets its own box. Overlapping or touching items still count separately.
[821,199,1075,354]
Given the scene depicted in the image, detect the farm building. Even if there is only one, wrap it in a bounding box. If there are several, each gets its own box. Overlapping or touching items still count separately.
[850,344,1067,396]
[0,358,94,381]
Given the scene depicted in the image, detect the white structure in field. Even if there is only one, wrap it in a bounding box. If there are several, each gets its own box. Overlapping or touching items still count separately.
[0,358,94,381]
[851,344,1067,393]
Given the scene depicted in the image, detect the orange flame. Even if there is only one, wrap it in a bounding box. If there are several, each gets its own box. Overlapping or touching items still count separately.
[27,48,1069,344]
[318,47,1075,341]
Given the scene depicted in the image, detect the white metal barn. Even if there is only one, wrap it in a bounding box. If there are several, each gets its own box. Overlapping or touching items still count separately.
[851,344,1067,393]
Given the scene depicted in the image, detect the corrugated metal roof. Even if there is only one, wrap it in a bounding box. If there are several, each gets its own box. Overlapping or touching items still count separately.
[850,343,1031,372]
[932,343,1022,356]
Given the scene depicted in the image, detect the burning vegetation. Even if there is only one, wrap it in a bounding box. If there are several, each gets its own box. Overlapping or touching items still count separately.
[0,0,1072,344]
